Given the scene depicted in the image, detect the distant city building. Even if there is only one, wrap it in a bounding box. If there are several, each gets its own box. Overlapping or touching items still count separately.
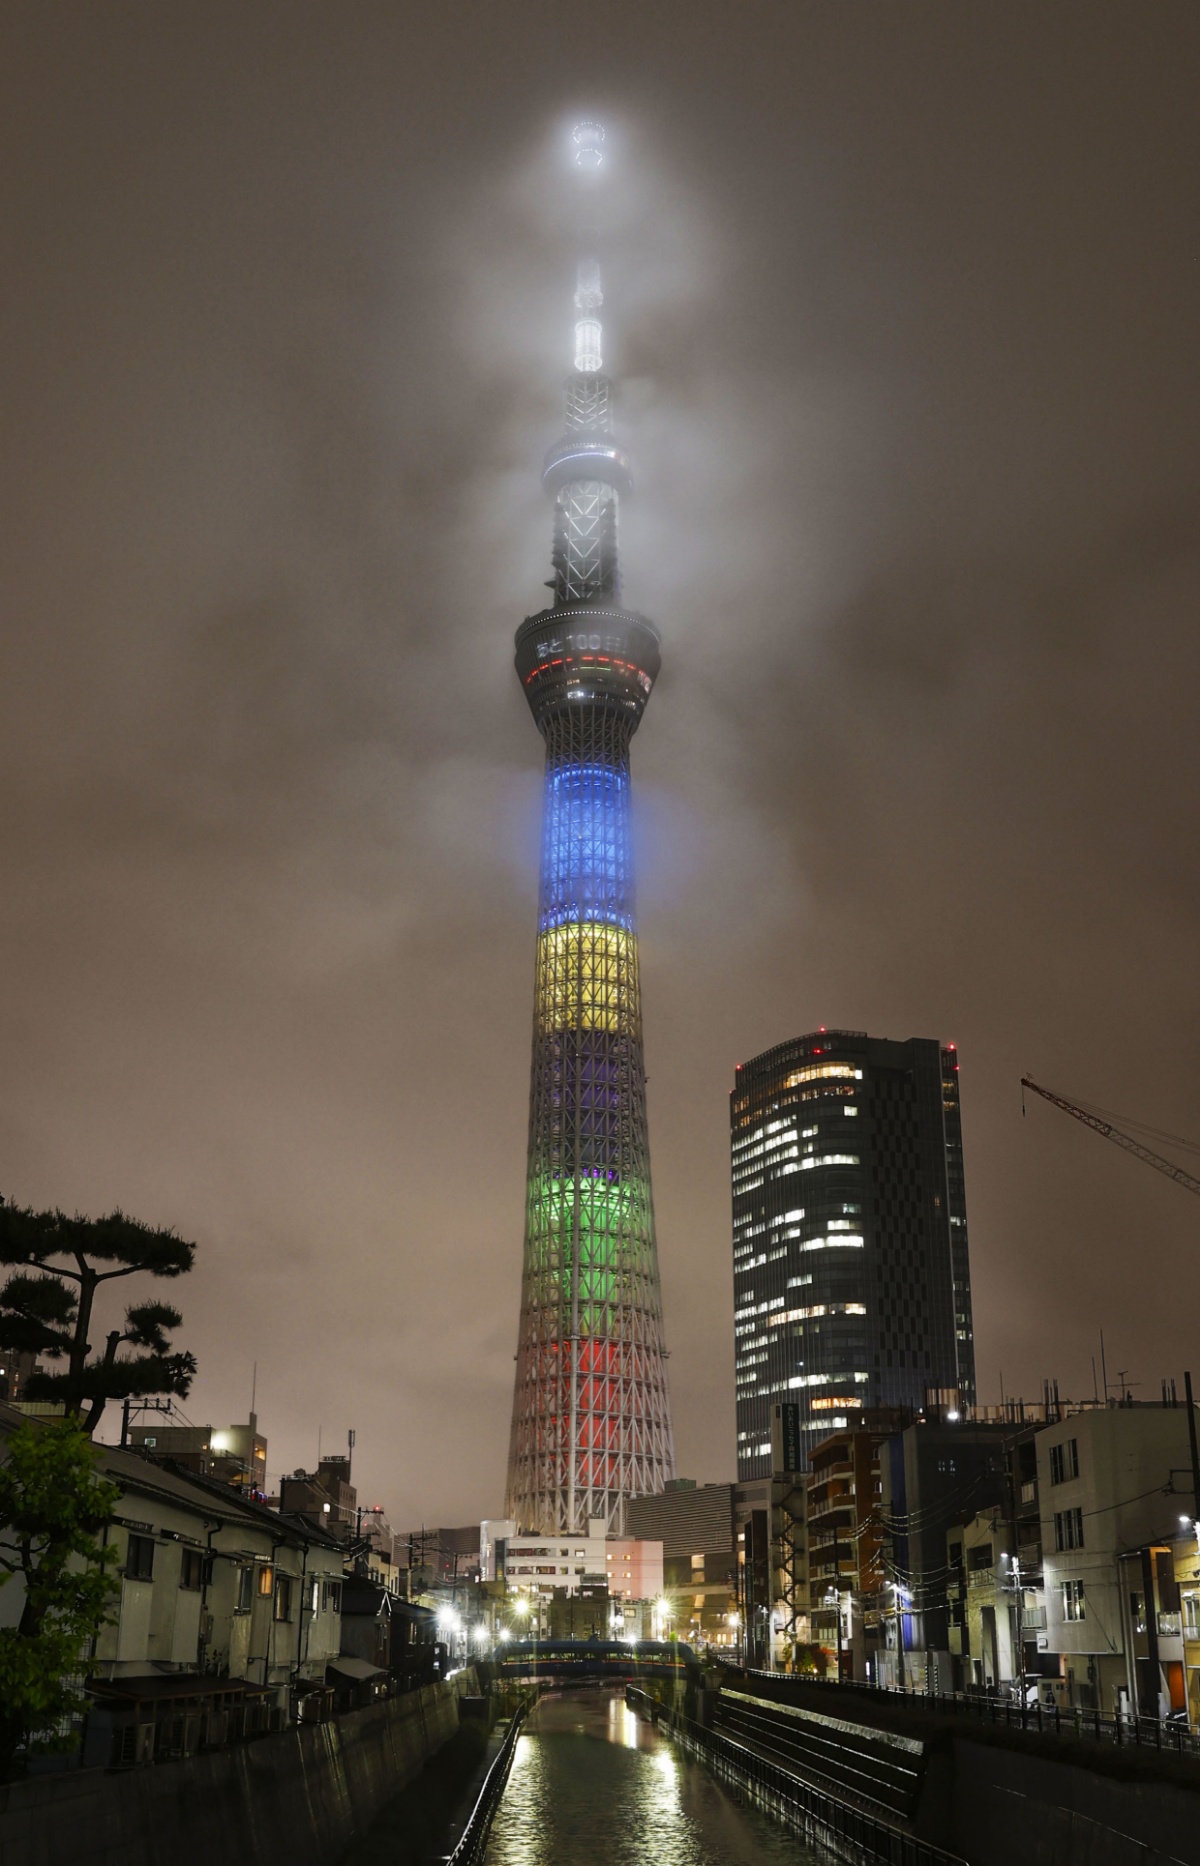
[485,1519,663,1607]
[627,1481,738,1647]
[603,1537,664,1603]
[806,1410,908,1678]
[480,1519,517,1583]
[0,1350,38,1404]
[278,1453,356,1536]
[731,1030,976,1478]
[879,1414,1010,1688]
[129,1412,268,1498]
[398,1524,482,1590]
[626,1480,736,1566]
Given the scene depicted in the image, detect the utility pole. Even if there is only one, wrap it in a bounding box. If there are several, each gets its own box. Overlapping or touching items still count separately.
[1009,1553,1025,1706]
[1185,1373,1200,1548]
[895,1585,906,1691]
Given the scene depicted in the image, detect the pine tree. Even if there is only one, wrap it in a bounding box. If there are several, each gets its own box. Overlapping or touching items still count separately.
[0,1198,197,1435]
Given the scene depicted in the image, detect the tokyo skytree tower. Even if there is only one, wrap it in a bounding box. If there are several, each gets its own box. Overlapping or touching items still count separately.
[505,122,675,1534]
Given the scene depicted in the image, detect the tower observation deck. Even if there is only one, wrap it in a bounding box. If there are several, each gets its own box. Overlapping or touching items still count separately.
[505,122,675,1534]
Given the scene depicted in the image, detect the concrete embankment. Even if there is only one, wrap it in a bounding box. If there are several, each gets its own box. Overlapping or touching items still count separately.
[0,1679,468,1866]
[719,1673,1200,1866]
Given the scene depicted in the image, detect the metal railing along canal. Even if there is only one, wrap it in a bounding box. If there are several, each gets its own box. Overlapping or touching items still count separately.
[444,1697,534,1866]
[625,1686,965,1866]
[726,1664,1200,1763]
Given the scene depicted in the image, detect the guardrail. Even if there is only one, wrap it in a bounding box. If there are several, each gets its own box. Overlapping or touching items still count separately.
[625,1686,965,1866]
[724,1665,1200,1763]
[445,1697,533,1866]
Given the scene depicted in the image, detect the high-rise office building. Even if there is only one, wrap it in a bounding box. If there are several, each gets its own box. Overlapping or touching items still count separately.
[731,1030,975,1479]
[504,123,675,1534]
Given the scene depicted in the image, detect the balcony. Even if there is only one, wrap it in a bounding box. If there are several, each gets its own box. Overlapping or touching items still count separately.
[806,1500,854,1530]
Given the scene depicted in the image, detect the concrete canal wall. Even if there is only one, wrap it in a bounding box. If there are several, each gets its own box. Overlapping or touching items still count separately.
[940,1735,1200,1866]
[0,1680,466,1866]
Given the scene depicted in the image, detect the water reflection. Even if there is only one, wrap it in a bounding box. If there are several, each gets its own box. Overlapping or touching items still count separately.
[485,1689,816,1866]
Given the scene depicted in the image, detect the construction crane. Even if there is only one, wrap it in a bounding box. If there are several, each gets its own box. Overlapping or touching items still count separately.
[1020,1077,1200,1197]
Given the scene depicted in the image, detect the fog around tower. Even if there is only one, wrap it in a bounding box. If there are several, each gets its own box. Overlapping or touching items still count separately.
[0,4,1197,1523]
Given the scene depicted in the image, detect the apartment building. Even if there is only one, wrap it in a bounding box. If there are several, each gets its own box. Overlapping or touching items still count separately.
[808,1411,906,1678]
[1038,1404,1196,1717]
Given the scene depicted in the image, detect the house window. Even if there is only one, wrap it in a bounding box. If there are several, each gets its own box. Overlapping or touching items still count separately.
[1062,1580,1085,1622]
[126,1535,155,1581]
[274,1576,294,1622]
[968,1544,994,1571]
[258,1565,274,1597]
[180,1548,208,1591]
[236,1566,254,1613]
[322,1580,342,1613]
[1054,1508,1084,1551]
[1049,1440,1079,1485]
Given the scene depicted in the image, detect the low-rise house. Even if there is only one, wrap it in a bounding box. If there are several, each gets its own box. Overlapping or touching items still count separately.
[337,1576,439,1700]
[944,1510,1032,1695]
[85,1449,345,1760]
[0,1405,345,1767]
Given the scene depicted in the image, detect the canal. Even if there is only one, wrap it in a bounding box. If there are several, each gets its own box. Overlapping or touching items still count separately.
[483,1689,822,1866]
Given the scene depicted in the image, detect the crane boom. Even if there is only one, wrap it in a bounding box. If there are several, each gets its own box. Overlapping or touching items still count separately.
[1021,1077,1200,1197]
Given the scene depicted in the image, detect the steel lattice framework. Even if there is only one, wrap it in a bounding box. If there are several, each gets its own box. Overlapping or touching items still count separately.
[505,158,675,1534]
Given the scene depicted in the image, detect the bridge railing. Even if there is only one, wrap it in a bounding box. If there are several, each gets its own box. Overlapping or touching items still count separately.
[723,1663,1200,1764]
[625,1685,966,1866]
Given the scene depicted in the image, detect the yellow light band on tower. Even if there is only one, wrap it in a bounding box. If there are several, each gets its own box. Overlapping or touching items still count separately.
[534,921,637,1034]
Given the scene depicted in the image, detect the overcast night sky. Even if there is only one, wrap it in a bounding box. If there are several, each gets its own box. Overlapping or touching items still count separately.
[2,5,1198,1526]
